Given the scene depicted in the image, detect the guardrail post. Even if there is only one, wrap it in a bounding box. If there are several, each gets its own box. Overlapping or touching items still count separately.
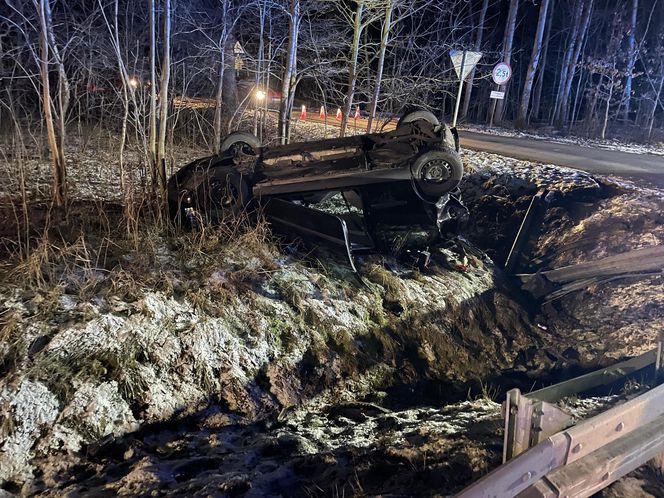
[503,389,534,462]
[656,341,663,384]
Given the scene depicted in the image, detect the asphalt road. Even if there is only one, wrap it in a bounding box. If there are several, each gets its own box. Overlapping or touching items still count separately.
[461,131,664,189]
[293,112,664,188]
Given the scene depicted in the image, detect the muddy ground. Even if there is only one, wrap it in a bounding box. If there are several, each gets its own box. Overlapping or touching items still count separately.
[0,140,663,497]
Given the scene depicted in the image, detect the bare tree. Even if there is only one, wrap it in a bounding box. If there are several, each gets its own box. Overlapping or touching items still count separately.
[212,0,232,152]
[621,0,639,120]
[530,0,554,122]
[366,0,394,132]
[156,0,171,203]
[149,0,158,181]
[98,0,133,220]
[551,0,586,125]
[560,0,593,125]
[278,0,300,144]
[515,0,550,128]
[35,0,68,208]
[339,0,364,137]
[461,0,489,121]
[494,0,518,123]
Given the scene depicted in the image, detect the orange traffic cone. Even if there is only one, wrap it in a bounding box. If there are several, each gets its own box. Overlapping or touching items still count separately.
[354,107,360,120]
[300,104,307,120]
[319,105,326,119]
[336,107,342,120]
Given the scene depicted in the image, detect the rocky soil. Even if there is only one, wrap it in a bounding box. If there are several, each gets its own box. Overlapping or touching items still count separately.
[0,134,663,497]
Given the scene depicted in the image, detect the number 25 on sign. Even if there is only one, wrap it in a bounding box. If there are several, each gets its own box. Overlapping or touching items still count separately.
[492,62,512,86]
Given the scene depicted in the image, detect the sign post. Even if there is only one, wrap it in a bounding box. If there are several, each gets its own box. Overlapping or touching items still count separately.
[489,62,512,127]
[449,50,482,127]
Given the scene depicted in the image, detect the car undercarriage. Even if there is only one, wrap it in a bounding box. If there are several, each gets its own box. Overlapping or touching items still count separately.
[167,111,468,269]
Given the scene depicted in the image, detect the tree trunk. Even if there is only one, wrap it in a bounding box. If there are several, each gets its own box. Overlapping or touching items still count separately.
[601,75,615,139]
[157,0,171,203]
[622,0,638,120]
[278,0,300,144]
[223,40,239,112]
[148,0,157,183]
[495,0,519,123]
[561,0,593,125]
[254,0,266,136]
[340,1,364,137]
[647,72,664,140]
[366,0,394,133]
[461,0,489,121]
[531,0,554,122]
[552,0,585,125]
[585,75,601,131]
[36,0,67,208]
[99,0,132,218]
[515,0,550,128]
[571,67,587,125]
[213,0,230,153]
[44,0,69,192]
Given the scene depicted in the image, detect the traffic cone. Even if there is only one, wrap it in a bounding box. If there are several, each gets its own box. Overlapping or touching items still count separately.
[354,107,360,120]
[319,105,326,119]
[300,104,307,120]
[336,107,342,120]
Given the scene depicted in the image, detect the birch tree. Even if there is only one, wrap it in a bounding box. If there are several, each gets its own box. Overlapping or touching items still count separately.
[494,0,518,123]
[339,0,364,137]
[156,0,171,203]
[278,0,300,144]
[515,0,550,128]
[212,0,231,152]
[621,0,639,120]
[560,0,593,124]
[530,0,554,122]
[149,0,158,184]
[35,0,68,208]
[366,0,394,132]
[551,0,587,125]
[461,0,488,121]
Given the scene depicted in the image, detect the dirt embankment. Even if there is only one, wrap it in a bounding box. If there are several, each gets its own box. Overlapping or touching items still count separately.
[0,147,662,497]
[0,214,551,495]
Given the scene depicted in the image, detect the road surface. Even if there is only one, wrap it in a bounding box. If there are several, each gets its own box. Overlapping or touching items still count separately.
[293,112,664,188]
[461,131,664,189]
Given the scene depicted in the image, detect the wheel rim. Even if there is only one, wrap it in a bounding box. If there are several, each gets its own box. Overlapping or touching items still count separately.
[420,159,452,183]
[209,178,241,210]
[228,141,256,157]
[411,151,462,201]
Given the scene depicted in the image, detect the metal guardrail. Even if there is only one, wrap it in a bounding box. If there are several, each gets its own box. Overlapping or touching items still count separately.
[456,344,664,498]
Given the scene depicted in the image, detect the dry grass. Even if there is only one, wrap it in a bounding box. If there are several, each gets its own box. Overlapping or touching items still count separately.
[29,335,148,405]
[363,263,404,303]
[0,310,26,376]
[0,202,282,397]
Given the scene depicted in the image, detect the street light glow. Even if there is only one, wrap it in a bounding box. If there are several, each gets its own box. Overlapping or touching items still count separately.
[128,77,139,88]
[255,89,266,101]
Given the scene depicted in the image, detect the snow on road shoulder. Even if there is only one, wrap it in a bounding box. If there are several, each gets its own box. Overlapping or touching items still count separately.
[460,124,664,156]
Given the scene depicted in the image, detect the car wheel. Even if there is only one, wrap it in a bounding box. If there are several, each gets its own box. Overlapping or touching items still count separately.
[397,110,441,128]
[197,168,250,224]
[219,131,262,157]
[410,150,464,201]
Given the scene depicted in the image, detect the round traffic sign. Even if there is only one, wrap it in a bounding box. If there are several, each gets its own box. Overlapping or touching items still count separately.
[492,62,512,85]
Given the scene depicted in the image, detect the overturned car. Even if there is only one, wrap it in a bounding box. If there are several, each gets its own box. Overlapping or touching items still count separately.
[167,111,467,269]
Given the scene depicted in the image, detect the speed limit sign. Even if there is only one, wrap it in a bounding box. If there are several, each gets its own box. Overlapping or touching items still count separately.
[492,62,512,85]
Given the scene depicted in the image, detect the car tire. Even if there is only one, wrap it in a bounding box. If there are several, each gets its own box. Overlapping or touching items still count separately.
[219,131,262,156]
[410,150,464,201]
[197,168,250,224]
[397,110,441,128]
